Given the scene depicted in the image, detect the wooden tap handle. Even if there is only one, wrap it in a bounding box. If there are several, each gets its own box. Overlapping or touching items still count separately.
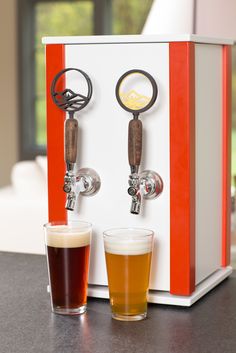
[128,119,142,167]
[65,118,78,163]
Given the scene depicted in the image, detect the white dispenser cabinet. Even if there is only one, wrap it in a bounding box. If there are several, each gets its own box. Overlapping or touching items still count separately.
[43,34,233,306]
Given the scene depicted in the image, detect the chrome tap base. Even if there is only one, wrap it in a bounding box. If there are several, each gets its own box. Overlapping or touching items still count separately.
[64,167,101,211]
[128,170,163,215]
[139,170,163,200]
[76,168,101,197]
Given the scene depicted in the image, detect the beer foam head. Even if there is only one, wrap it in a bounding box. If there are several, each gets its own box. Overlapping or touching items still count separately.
[104,228,153,255]
[45,223,91,248]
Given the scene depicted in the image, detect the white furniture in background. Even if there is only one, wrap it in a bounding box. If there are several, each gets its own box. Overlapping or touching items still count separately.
[143,0,196,35]
[0,156,47,254]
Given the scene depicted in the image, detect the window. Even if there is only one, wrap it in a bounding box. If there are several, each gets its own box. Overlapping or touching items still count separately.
[35,1,94,146]
[112,1,153,34]
[18,0,153,159]
[19,0,96,159]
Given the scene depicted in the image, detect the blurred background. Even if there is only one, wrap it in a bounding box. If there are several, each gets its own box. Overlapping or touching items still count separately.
[0,0,235,265]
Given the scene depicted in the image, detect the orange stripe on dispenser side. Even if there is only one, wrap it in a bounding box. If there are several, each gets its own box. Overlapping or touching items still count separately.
[46,44,67,223]
[222,45,232,267]
[169,42,196,295]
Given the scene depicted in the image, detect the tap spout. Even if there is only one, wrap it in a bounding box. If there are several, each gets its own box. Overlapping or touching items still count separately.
[63,167,77,211]
[65,191,76,211]
[128,172,142,215]
[130,191,141,215]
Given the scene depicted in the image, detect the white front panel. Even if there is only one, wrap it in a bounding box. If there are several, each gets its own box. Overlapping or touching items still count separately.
[66,43,170,291]
[195,44,222,284]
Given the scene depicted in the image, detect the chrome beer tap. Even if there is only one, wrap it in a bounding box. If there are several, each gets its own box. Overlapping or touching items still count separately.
[116,69,163,215]
[51,68,100,211]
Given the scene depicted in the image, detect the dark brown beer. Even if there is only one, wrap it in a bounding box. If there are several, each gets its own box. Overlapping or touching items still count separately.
[45,225,91,313]
[47,244,90,309]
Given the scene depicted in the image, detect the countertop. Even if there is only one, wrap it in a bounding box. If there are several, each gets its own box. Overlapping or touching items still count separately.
[0,252,236,353]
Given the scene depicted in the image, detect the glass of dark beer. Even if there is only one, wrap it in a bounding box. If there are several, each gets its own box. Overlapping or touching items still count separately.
[44,221,92,315]
[103,228,154,321]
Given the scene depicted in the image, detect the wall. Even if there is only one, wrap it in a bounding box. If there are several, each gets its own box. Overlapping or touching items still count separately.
[0,0,19,187]
[196,0,236,38]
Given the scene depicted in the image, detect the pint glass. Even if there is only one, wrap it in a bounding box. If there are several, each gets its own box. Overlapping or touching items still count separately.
[103,228,154,321]
[44,221,92,315]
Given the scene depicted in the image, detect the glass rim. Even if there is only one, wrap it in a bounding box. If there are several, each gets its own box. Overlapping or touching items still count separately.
[103,227,154,238]
[43,220,92,230]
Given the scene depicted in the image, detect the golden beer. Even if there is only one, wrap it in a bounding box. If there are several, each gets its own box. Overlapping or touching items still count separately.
[104,228,154,321]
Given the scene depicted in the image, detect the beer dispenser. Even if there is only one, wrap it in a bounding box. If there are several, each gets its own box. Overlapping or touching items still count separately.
[43,34,233,306]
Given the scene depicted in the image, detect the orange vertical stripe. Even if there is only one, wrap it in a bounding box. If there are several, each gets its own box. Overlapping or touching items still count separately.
[222,45,232,266]
[169,42,195,295]
[46,44,67,222]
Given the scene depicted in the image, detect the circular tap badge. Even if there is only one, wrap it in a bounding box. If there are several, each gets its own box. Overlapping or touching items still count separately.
[116,69,158,115]
[51,68,93,113]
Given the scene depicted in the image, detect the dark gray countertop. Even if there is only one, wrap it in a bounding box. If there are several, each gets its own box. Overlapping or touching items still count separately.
[0,251,236,353]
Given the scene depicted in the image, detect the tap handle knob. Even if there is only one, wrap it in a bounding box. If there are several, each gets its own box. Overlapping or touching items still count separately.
[65,117,78,164]
[128,119,142,168]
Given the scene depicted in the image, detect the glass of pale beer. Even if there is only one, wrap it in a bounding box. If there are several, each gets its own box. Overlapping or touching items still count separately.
[103,228,154,321]
[44,221,92,315]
